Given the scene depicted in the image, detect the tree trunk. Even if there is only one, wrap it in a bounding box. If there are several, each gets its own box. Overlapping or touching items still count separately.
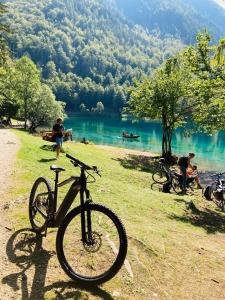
[161,112,174,162]
[6,116,12,126]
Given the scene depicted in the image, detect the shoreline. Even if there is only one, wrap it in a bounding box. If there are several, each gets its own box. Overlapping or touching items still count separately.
[95,144,159,158]
[93,144,223,185]
[86,143,223,174]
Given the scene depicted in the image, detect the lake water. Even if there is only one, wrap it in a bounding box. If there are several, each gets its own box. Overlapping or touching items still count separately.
[64,116,225,171]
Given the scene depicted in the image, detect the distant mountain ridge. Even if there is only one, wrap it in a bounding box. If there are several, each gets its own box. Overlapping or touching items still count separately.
[114,0,225,43]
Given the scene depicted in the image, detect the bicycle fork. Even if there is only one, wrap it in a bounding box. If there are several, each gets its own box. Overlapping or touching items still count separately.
[80,189,93,245]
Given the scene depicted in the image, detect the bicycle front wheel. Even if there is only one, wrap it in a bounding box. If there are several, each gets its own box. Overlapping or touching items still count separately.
[152,170,168,184]
[56,203,127,285]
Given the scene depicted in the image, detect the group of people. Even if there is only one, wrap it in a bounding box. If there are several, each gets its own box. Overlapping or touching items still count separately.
[177,152,202,193]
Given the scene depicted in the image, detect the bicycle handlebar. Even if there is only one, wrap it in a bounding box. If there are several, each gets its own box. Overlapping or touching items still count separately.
[210,172,225,178]
[66,154,100,175]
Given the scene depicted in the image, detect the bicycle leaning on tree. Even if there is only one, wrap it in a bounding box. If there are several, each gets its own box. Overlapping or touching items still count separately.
[29,153,128,285]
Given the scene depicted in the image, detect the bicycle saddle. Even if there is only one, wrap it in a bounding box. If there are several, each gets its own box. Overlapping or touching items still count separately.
[50,165,66,172]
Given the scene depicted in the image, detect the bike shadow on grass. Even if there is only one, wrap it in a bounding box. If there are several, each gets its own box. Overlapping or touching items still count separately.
[113,154,161,173]
[168,198,225,234]
[2,228,114,300]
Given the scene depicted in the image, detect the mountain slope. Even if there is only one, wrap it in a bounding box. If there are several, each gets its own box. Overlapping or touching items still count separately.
[4,0,184,111]
[114,0,225,43]
[3,0,225,112]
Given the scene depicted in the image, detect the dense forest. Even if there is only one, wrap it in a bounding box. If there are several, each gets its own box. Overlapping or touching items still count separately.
[2,0,225,112]
[115,0,225,43]
[3,0,185,112]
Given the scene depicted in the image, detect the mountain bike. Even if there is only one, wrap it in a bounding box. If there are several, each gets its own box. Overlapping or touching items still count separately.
[151,168,196,194]
[204,172,225,210]
[29,153,128,285]
[152,158,170,184]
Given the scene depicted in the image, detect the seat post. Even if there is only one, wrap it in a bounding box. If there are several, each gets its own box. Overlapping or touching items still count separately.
[54,171,59,212]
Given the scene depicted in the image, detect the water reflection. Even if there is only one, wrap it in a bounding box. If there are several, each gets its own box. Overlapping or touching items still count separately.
[65,116,225,171]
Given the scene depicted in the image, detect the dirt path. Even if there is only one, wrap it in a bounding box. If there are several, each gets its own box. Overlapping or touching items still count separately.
[0,129,20,299]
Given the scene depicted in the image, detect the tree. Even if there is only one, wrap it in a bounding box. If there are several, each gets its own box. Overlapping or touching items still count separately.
[96,101,104,114]
[183,32,225,133]
[80,103,86,112]
[0,61,20,123]
[15,56,41,128]
[128,58,193,160]
[0,3,9,66]
[28,84,66,132]
[128,32,225,160]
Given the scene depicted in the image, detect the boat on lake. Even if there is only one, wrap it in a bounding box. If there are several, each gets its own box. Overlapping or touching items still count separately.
[122,132,140,139]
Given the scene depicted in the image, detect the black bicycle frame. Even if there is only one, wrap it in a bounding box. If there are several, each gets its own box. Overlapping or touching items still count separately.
[44,168,92,243]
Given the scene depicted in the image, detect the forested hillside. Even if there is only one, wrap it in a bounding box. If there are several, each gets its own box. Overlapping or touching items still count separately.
[3,0,183,112]
[2,0,225,112]
[114,0,225,43]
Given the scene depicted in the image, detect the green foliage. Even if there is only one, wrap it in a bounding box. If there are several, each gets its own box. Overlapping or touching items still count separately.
[128,32,225,158]
[0,55,66,129]
[28,84,66,132]
[96,101,104,114]
[115,0,225,44]
[0,60,20,120]
[0,3,10,66]
[183,32,225,133]
[15,56,41,127]
[4,0,184,112]
[128,57,193,157]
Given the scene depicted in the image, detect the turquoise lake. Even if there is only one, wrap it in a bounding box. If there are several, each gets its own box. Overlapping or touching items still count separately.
[64,116,225,171]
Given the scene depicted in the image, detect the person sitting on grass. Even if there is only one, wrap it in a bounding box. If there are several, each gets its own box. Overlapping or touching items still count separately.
[187,165,203,189]
[52,118,64,159]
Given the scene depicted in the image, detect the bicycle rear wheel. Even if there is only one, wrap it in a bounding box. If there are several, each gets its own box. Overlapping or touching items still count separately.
[56,203,127,285]
[152,170,168,184]
[29,177,52,233]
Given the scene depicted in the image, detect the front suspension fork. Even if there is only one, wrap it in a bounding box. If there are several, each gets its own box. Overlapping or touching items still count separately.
[80,189,93,244]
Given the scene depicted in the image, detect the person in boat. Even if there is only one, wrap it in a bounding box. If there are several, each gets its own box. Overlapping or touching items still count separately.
[130,133,134,137]
[123,132,129,137]
[52,118,64,159]
[178,153,195,193]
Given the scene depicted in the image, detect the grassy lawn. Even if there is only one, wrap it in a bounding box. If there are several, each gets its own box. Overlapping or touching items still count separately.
[4,129,225,300]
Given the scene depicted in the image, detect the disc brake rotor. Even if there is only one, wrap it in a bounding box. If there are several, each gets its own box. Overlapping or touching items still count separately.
[83,232,102,253]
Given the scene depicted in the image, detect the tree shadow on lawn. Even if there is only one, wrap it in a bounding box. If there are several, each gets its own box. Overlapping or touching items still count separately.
[168,198,225,234]
[113,154,160,173]
[2,228,114,300]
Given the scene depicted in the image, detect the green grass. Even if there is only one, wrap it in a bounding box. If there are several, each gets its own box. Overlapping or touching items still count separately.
[5,129,225,300]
